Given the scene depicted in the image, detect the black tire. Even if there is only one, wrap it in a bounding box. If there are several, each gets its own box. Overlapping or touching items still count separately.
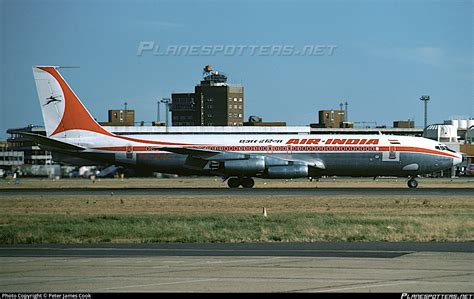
[241,177,255,188]
[407,179,418,189]
[227,177,240,188]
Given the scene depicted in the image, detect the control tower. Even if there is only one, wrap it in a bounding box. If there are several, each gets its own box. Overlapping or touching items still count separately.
[171,65,244,126]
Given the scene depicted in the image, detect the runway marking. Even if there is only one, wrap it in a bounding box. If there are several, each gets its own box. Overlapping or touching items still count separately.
[182,257,286,266]
[312,281,419,292]
[95,278,219,291]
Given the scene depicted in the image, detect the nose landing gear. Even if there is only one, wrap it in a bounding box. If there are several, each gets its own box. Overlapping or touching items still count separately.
[407,177,418,188]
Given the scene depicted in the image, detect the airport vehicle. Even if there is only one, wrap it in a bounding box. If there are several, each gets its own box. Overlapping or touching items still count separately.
[465,164,474,176]
[26,66,463,188]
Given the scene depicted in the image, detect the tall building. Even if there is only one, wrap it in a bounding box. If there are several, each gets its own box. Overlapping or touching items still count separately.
[171,93,197,126]
[171,65,244,126]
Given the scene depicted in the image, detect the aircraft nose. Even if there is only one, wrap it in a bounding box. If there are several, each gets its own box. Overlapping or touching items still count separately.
[452,153,463,166]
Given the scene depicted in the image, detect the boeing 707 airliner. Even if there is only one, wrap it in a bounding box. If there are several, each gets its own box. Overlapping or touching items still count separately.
[26,66,463,188]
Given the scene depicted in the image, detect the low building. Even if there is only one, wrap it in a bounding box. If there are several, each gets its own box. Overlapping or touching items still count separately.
[316,109,346,128]
[0,141,24,168]
[243,116,286,127]
[7,125,52,165]
[443,119,474,142]
[393,120,415,128]
[243,121,287,127]
[424,124,458,143]
[99,109,135,126]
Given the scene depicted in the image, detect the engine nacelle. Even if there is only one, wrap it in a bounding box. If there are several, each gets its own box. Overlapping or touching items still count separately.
[264,156,290,167]
[266,165,308,179]
[224,158,265,175]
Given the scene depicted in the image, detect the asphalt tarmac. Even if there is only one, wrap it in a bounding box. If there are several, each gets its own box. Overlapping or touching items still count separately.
[1,187,473,197]
[0,243,472,292]
[0,242,472,258]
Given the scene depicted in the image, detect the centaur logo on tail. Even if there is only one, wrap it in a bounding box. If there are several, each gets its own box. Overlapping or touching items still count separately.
[43,95,62,106]
[28,66,463,188]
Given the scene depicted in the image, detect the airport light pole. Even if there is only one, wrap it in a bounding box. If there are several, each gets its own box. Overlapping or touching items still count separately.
[420,95,430,129]
[156,100,160,124]
[160,98,171,129]
[344,101,348,122]
[124,102,128,123]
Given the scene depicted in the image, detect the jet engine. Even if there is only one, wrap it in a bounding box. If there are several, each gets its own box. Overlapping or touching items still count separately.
[266,165,308,178]
[223,158,266,175]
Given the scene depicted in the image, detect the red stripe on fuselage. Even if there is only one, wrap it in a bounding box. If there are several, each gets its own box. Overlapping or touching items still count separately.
[388,146,459,159]
[92,144,457,159]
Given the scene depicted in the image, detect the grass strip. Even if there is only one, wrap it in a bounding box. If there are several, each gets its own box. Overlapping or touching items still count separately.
[1,212,472,244]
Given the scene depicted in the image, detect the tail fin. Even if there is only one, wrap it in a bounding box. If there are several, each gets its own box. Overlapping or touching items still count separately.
[32,66,112,138]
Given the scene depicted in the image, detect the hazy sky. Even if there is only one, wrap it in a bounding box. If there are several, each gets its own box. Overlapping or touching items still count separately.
[1,0,472,138]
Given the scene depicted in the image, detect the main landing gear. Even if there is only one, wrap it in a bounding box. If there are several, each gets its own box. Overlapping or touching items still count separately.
[227,177,255,188]
[407,177,418,189]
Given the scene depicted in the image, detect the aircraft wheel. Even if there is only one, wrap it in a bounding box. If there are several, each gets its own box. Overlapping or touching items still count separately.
[240,177,255,188]
[227,177,240,188]
[407,178,418,189]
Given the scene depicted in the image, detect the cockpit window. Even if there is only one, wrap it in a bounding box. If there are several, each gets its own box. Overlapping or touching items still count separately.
[436,145,456,153]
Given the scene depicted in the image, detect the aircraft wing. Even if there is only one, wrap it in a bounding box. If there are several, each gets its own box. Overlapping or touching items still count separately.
[160,146,326,169]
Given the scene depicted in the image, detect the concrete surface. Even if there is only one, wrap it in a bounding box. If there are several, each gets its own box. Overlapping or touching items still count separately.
[0,243,472,292]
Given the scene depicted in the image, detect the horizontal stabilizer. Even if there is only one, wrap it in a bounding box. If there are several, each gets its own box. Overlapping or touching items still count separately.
[19,132,85,152]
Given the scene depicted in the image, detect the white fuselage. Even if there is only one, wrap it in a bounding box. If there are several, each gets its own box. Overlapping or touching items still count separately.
[56,130,462,178]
